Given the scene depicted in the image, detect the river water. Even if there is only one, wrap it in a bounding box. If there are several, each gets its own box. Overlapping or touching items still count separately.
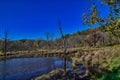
[0,57,72,80]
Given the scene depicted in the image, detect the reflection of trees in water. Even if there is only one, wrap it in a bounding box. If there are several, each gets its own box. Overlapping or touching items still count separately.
[2,61,6,80]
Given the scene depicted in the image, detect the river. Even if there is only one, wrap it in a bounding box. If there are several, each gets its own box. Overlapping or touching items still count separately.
[0,57,72,80]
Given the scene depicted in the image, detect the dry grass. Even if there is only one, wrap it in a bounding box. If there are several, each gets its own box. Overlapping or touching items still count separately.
[71,45,120,79]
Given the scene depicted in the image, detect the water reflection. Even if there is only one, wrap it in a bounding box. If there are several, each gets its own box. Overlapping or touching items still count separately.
[0,57,72,80]
[2,61,6,80]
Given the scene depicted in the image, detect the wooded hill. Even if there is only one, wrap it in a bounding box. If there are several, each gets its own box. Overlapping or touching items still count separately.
[0,22,119,52]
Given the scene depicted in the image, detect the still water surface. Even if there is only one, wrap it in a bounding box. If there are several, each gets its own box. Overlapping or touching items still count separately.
[0,57,72,80]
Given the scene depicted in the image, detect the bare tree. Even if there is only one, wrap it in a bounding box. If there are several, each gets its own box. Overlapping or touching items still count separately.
[3,30,8,60]
[45,32,55,49]
[45,32,51,49]
[58,19,67,79]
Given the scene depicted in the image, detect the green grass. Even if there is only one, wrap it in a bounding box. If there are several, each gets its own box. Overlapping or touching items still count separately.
[101,67,120,80]
[96,55,120,80]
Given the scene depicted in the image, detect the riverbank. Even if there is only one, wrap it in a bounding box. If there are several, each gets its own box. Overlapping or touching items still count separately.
[0,46,102,61]
[34,68,87,80]
[72,45,120,79]
[33,45,120,80]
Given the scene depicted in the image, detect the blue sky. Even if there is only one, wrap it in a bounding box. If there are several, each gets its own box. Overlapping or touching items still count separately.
[0,0,109,40]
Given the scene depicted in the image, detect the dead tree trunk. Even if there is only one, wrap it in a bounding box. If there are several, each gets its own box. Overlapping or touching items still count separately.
[3,30,8,60]
[58,20,67,78]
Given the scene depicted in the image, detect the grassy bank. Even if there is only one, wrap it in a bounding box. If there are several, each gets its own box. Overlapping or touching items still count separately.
[72,45,120,80]
[33,45,120,80]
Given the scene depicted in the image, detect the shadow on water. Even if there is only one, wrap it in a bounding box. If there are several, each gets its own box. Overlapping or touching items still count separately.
[0,57,72,80]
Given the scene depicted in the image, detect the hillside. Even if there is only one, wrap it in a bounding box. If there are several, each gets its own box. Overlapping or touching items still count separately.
[0,23,119,52]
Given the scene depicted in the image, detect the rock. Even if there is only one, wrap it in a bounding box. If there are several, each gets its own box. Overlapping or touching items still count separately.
[35,74,50,80]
